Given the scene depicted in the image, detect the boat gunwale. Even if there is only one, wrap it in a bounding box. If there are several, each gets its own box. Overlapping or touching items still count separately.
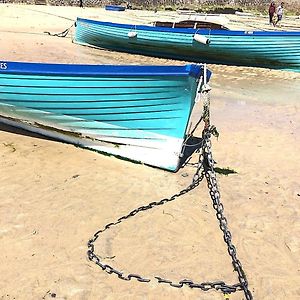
[76,17,300,36]
[0,61,208,79]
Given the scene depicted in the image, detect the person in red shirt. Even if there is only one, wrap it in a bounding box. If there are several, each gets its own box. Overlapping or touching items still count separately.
[268,1,276,25]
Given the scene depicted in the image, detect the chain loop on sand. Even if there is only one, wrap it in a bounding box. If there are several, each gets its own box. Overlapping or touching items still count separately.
[87,71,252,299]
[87,125,252,299]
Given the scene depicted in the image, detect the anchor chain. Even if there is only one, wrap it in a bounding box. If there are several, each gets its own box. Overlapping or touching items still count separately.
[202,129,253,300]
[87,126,253,299]
[87,68,252,299]
[44,23,74,37]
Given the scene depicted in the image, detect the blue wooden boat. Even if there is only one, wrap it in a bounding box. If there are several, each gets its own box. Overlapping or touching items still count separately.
[74,18,300,72]
[105,5,126,11]
[0,61,211,171]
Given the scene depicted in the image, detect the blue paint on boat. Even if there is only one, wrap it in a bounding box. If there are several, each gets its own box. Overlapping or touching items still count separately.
[74,18,300,72]
[105,5,126,11]
[0,61,211,171]
[2,61,207,78]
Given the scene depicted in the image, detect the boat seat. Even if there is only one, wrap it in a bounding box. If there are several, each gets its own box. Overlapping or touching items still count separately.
[154,21,174,28]
[174,22,196,28]
[195,22,227,30]
[154,20,228,30]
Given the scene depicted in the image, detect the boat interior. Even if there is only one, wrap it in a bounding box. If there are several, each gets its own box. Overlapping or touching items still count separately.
[153,20,229,30]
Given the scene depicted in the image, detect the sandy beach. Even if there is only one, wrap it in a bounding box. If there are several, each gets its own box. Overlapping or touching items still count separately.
[1,4,300,299]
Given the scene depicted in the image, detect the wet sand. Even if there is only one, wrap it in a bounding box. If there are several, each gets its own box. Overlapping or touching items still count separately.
[0,4,300,300]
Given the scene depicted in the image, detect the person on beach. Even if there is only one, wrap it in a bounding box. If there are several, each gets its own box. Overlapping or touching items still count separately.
[268,1,276,25]
[126,1,132,9]
[275,2,284,26]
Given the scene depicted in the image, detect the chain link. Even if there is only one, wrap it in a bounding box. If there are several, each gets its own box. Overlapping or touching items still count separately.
[44,23,74,37]
[202,129,253,300]
[87,82,252,298]
[87,124,253,299]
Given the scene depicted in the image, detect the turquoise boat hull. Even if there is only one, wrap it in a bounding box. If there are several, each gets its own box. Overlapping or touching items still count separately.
[74,18,300,72]
[0,61,211,171]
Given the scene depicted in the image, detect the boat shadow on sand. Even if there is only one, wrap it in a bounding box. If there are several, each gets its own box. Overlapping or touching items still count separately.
[178,136,203,170]
[0,121,202,171]
[0,122,59,142]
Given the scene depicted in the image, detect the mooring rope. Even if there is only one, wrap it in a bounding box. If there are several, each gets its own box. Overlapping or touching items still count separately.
[18,6,75,22]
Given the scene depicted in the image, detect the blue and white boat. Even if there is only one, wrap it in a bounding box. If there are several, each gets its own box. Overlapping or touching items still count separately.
[74,18,300,72]
[0,61,211,171]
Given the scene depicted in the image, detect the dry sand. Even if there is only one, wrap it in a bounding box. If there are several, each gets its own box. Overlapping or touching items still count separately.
[0,4,300,300]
